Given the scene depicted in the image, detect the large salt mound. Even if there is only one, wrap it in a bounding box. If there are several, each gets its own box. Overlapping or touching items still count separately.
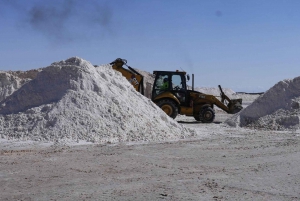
[226,76,300,130]
[0,57,195,143]
[194,86,235,97]
[0,69,41,102]
[0,72,25,102]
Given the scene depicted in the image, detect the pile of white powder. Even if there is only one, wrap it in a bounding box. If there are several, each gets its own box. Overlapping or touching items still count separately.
[194,86,235,97]
[0,69,41,102]
[226,76,300,130]
[0,57,195,144]
[0,72,26,102]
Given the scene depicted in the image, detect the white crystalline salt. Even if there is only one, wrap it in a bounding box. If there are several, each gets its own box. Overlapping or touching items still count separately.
[0,57,195,144]
[226,76,300,130]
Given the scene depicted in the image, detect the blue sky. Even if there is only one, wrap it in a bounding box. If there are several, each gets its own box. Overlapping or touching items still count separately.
[1,0,300,92]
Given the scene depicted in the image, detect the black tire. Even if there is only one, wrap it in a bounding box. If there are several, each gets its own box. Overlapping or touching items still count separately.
[200,107,215,123]
[156,99,178,119]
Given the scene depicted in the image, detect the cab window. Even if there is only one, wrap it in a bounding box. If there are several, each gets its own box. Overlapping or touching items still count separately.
[153,74,169,97]
[171,75,183,90]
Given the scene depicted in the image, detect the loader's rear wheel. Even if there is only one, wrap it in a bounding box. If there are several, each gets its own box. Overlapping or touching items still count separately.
[157,99,178,119]
[200,107,215,123]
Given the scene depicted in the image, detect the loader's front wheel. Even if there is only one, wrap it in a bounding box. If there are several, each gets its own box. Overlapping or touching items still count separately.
[200,107,215,123]
[157,99,178,119]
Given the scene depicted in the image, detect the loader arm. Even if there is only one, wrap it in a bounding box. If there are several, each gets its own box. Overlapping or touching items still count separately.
[218,85,231,104]
[198,93,242,114]
[110,58,144,95]
[217,85,243,114]
[198,94,232,113]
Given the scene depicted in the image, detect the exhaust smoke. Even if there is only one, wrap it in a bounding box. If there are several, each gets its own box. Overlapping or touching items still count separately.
[1,0,114,43]
[28,0,74,42]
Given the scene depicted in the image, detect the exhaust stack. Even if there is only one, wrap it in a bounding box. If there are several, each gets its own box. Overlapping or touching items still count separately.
[192,74,194,91]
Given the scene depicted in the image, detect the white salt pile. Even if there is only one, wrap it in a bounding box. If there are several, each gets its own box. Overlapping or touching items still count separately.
[0,69,41,102]
[226,76,300,130]
[193,86,258,107]
[0,72,25,102]
[194,86,235,97]
[0,57,195,143]
[132,68,156,99]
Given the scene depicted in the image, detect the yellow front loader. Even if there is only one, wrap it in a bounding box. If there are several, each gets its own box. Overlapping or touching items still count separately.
[109,58,243,123]
[151,70,243,122]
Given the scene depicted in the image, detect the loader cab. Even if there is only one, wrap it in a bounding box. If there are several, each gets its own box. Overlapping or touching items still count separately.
[152,71,188,105]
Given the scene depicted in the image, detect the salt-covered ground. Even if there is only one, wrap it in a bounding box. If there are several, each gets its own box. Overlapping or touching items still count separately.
[1,111,299,201]
[1,58,300,200]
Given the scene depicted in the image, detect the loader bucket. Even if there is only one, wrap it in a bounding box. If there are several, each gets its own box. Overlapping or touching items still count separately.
[228,98,243,114]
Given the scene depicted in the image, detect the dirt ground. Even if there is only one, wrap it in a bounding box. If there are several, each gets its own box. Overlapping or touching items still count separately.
[1,111,300,201]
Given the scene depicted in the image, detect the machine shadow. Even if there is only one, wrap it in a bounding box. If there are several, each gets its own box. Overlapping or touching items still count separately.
[177,121,222,124]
